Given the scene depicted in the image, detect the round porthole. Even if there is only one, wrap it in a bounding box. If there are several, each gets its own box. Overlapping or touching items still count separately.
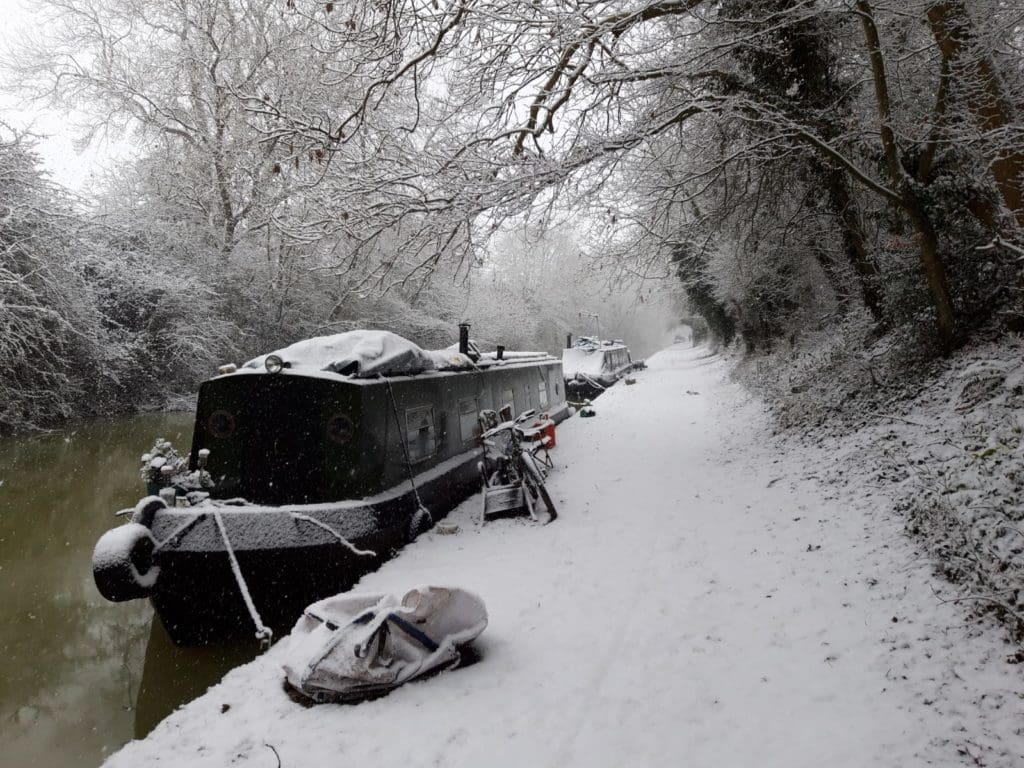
[207,409,236,439]
[326,413,355,445]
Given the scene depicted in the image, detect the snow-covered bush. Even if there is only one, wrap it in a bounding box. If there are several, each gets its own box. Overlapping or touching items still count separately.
[0,133,104,432]
[893,351,1024,638]
[746,326,1024,639]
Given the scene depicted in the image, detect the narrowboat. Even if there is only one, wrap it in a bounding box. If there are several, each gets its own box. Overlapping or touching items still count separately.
[561,336,636,402]
[92,327,569,645]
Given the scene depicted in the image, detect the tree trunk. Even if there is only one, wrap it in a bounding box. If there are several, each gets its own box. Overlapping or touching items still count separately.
[812,247,851,313]
[824,167,885,323]
[927,1,1024,229]
[857,0,957,349]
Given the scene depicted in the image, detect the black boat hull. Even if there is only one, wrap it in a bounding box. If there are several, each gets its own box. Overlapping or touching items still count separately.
[145,454,481,645]
[565,375,617,402]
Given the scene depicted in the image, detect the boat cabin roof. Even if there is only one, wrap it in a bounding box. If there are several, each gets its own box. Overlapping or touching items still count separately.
[224,329,557,385]
[568,336,629,352]
[561,337,632,378]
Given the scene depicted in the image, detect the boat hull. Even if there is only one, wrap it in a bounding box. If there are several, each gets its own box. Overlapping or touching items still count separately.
[116,453,482,646]
[565,374,618,402]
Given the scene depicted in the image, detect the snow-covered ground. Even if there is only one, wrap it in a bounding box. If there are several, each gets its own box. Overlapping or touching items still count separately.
[104,344,1024,768]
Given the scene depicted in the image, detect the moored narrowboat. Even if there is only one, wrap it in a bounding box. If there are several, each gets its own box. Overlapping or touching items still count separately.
[92,328,569,645]
[561,336,635,402]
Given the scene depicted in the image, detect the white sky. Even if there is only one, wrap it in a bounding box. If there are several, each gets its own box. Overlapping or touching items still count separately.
[0,0,125,191]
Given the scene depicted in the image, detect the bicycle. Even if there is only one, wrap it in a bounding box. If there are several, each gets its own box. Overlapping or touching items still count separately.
[478,409,558,524]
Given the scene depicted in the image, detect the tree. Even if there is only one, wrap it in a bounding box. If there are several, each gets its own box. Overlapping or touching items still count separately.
[11,0,1024,362]
[926,0,1024,228]
[0,130,96,431]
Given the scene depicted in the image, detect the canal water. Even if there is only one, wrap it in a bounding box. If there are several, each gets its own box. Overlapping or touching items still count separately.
[0,414,261,768]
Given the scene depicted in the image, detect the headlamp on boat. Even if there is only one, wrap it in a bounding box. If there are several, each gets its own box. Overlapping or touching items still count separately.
[264,354,286,374]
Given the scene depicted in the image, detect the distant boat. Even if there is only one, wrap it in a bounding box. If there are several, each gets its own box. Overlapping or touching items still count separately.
[92,327,569,645]
[561,336,637,402]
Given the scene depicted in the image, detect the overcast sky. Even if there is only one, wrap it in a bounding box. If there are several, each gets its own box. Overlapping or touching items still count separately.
[0,0,120,191]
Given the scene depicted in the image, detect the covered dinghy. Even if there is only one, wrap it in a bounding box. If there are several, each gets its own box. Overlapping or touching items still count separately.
[283,586,487,703]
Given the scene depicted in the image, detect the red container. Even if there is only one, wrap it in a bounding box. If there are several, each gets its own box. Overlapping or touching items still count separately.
[533,416,556,449]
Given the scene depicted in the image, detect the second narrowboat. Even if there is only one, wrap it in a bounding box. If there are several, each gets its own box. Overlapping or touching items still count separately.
[561,336,636,402]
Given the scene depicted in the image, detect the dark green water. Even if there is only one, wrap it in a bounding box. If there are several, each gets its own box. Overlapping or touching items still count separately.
[0,414,259,768]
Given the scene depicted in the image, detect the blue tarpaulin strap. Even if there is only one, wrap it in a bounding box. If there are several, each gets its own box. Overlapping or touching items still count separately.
[305,608,439,653]
[386,613,440,653]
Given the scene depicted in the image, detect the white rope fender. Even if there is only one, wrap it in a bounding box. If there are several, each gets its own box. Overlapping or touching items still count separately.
[212,509,272,647]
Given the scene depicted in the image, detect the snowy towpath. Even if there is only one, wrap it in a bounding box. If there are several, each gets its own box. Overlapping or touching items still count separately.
[106,344,1024,768]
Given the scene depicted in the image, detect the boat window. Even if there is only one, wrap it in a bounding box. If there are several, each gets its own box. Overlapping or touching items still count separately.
[207,409,236,439]
[405,406,436,462]
[458,397,479,443]
[538,378,548,408]
[500,388,514,421]
[326,413,355,445]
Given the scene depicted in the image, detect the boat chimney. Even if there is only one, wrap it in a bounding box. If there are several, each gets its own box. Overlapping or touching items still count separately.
[566,333,572,349]
[458,323,470,355]
[496,345,505,360]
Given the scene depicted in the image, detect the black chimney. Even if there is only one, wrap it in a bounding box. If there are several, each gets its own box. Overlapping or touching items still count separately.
[566,333,573,349]
[496,345,505,360]
[459,323,470,355]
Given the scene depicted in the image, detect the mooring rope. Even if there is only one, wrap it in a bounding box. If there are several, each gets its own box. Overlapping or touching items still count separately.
[290,513,377,557]
[383,378,432,524]
[153,512,207,553]
[212,509,272,647]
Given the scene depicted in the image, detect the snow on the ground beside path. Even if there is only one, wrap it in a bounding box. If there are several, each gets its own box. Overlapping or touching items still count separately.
[104,345,1024,768]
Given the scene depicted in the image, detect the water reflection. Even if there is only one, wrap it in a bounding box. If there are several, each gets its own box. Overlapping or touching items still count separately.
[134,619,259,738]
[0,412,259,768]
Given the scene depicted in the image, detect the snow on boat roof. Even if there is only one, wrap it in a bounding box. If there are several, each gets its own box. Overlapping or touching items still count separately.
[562,347,607,377]
[561,337,630,377]
[570,336,628,351]
[242,330,555,380]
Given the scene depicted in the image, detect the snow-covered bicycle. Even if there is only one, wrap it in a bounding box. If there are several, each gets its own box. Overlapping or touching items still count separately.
[478,410,557,524]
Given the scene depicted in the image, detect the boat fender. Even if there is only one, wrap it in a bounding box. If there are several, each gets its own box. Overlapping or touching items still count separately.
[131,495,167,527]
[93,523,161,602]
[408,507,434,542]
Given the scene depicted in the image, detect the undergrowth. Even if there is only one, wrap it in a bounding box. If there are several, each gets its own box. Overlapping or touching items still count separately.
[737,317,1024,641]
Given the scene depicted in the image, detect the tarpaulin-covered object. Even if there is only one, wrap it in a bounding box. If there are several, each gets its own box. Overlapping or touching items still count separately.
[243,330,473,378]
[283,586,488,703]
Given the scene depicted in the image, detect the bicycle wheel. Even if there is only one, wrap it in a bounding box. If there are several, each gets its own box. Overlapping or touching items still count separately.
[531,443,554,472]
[520,450,557,521]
